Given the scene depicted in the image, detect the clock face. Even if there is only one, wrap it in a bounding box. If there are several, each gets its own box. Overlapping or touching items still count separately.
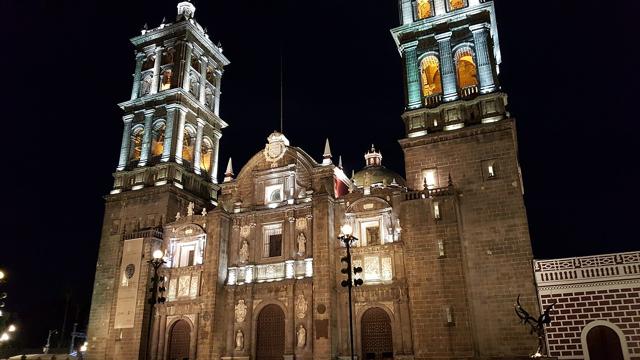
[125,264,136,279]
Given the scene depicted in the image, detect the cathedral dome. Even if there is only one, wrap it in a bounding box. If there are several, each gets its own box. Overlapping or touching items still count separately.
[352,145,406,189]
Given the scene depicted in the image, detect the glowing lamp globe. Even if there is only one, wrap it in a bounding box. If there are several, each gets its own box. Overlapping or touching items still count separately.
[341,225,353,236]
[0,271,5,280]
[0,333,9,341]
[7,325,15,332]
[153,250,164,260]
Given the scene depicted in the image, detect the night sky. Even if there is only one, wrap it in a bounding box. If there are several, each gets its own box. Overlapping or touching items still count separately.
[1,0,638,349]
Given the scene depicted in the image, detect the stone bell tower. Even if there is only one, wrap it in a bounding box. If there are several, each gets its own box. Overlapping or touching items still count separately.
[392,0,539,358]
[86,2,229,359]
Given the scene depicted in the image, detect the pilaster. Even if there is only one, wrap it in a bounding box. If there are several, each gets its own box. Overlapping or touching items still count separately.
[210,130,222,184]
[199,57,209,104]
[150,46,163,95]
[131,52,146,100]
[117,115,134,171]
[139,109,155,167]
[435,32,458,102]
[182,42,194,91]
[470,23,496,94]
[175,108,187,164]
[193,119,205,175]
[402,42,421,109]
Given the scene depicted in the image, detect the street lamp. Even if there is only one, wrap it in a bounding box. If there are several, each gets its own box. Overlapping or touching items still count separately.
[0,271,5,281]
[7,325,15,333]
[146,249,167,360]
[338,224,364,360]
[0,332,9,342]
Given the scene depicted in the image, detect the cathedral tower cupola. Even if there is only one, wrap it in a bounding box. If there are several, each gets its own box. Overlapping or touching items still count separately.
[392,0,506,138]
[364,145,382,167]
[352,145,406,190]
[111,1,230,201]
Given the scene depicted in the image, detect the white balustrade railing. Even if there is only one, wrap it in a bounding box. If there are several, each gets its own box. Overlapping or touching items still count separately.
[534,251,640,286]
[228,258,313,285]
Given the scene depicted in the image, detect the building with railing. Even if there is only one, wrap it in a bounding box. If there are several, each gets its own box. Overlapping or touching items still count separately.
[534,251,640,360]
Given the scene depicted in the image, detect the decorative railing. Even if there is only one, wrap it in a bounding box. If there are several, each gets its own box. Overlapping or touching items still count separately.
[227,258,313,285]
[460,85,479,98]
[124,228,163,240]
[424,93,443,107]
[534,251,640,286]
[403,185,455,201]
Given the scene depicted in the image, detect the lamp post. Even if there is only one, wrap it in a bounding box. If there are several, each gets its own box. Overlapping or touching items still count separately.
[338,225,364,360]
[44,329,58,354]
[146,249,167,360]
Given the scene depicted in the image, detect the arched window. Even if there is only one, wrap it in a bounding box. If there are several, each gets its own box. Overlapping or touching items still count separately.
[420,55,442,97]
[161,48,174,66]
[449,0,466,11]
[182,126,196,164]
[160,69,173,91]
[191,57,200,73]
[200,138,213,173]
[417,0,433,19]
[142,55,155,71]
[151,122,166,158]
[454,47,478,93]
[129,127,144,162]
[581,321,630,360]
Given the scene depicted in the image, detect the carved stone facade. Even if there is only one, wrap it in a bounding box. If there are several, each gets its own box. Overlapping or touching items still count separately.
[87,1,541,360]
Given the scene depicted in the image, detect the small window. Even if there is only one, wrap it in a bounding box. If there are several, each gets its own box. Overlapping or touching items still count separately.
[366,226,380,246]
[265,184,283,204]
[263,224,283,258]
[448,0,467,11]
[482,160,498,180]
[416,0,434,19]
[433,201,441,220]
[422,168,438,189]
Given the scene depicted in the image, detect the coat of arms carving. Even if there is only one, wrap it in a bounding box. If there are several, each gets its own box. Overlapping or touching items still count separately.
[263,131,290,163]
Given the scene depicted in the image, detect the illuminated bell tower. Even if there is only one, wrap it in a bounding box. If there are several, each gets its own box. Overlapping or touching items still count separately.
[86,2,229,359]
[392,0,539,358]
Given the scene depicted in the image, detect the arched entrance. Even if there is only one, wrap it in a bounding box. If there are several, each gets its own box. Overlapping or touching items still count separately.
[168,319,191,360]
[586,325,625,360]
[256,304,285,360]
[361,308,393,360]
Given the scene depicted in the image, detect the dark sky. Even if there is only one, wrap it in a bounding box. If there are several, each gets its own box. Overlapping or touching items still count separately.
[1,0,638,349]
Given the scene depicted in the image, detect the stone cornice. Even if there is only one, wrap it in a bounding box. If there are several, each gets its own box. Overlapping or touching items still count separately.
[399,117,514,149]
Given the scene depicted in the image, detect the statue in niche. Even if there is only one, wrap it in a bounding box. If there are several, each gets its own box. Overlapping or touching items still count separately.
[175,212,181,221]
[239,240,249,263]
[235,300,247,323]
[296,325,306,348]
[235,330,244,350]
[295,294,308,319]
[187,202,195,216]
[201,207,207,217]
[297,232,307,255]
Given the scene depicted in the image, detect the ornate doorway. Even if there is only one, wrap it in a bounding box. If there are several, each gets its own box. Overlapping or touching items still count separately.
[361,308,393,360]
[586,325,625,360]
[168,320,191,360]
[256,304,285,360]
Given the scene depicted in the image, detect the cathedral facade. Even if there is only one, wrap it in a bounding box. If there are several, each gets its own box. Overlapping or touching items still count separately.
[86,1,540,360]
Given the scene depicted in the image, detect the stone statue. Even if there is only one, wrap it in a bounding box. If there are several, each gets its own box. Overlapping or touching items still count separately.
[239,240,249,263]
[187,202,195,216]
[235,300,247,323]
[175,212,181,221]
[296,325,306,348]
[201,207,207,217]
[295,294,308,319]
[235,329,244,350]
[297,232,307,255]
[515,295,556,358]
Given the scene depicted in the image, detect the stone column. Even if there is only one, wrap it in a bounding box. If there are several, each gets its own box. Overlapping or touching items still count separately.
[175,109,187,164]
[470,23,496,94]
[117,115,134,171]
[208,130,222,183]
[400,0,413,25]
[214,70,223,116]
[193,119,205,175]
[199,57,209,104]
[150,46,163,95]
[161,107,177,162]
[138,110,155,167]
[402,41,421,109]
[436,32,459,102]
[182,42,193,91]
[130,52,145,100]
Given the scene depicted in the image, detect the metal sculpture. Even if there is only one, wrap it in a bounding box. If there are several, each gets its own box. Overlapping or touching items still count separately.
[515,295,556,358]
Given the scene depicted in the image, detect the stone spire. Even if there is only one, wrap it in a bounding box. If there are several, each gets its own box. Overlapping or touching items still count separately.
[223,158,234,183]
[322,138,332,166]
